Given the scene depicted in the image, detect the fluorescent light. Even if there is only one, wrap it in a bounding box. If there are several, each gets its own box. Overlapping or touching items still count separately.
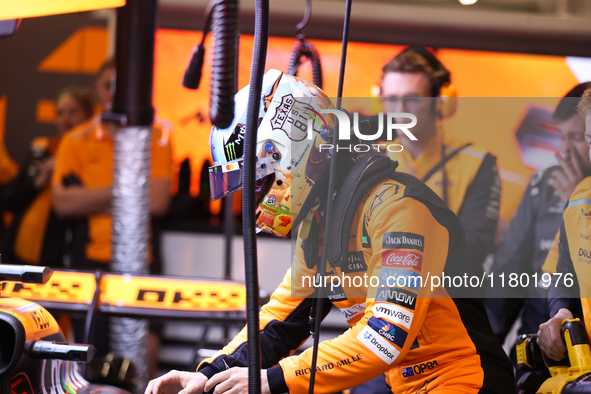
[459,0,478,5]
[0,0,125,19]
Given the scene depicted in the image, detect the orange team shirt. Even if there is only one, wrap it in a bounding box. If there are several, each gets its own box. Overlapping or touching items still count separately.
[52,119,172,263]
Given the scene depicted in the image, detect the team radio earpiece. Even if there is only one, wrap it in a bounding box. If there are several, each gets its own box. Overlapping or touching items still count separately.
[435,81,458,119]
[373,46,458,119]
[401,46,458,119]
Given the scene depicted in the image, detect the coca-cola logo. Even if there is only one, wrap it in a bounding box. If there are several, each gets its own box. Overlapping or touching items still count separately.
[382,250,422,270]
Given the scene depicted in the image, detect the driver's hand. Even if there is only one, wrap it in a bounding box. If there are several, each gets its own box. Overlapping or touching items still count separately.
[537,308,573,361]
[203,368,270,394]
[145,370,208,394]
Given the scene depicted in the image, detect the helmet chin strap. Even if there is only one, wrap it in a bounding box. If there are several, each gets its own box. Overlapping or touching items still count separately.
[308,0,353,392]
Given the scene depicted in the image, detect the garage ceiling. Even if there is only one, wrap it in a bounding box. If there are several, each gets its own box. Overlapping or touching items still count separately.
[158,0,591,56]
[341,0,589,14]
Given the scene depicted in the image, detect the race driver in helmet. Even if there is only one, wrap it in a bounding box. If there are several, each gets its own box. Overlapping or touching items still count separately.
[146,70,514,394]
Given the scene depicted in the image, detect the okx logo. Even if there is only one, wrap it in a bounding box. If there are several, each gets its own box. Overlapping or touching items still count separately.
[401,360,439,378]
[304,109,417,153]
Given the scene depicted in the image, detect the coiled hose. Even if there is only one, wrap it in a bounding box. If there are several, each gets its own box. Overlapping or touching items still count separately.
[183,0,237,130]
[287,39,323,89]
[210,0,238,129]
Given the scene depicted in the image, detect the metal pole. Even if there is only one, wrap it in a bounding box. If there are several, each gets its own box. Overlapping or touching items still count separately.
[110,1,158,393]
[223,195,234,280]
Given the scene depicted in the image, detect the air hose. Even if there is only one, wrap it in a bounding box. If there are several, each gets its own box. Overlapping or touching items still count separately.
[182,0,238,130]
[287,39,323,89]
[182,0,214,90]
[210,0,238,129]
[242,0,269,393]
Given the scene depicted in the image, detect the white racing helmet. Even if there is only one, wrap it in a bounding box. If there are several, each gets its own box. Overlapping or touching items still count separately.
[208,69,334,237]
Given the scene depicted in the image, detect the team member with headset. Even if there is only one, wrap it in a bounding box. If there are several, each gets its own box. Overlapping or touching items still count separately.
[145,69,514,394]
[537,87,591,362]
[484,83,591,384]
[378,46,501,278]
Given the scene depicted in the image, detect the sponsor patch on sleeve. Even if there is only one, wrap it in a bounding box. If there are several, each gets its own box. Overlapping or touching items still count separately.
[367,316,408,348]
[401,360,439,378]
[342,252,368,274]
[375,287,416,310]
[381,250,422,271]
[339,302,366,321]
[325,283,348,302]
[378,268,422,291]
[382,232,424,252]
[356,326,400,364]
[372,303,414,329]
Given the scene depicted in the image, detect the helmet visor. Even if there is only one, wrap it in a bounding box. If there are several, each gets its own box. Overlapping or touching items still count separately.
[209,156,274,201]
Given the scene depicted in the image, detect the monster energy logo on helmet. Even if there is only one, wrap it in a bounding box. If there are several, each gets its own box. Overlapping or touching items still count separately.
[226,143,238,161]
[224,124,246,162]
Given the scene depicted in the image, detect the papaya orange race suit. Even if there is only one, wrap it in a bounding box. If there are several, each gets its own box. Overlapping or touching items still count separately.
[198,172,514,394]
[51,117,172,266]
[545,176,591,341]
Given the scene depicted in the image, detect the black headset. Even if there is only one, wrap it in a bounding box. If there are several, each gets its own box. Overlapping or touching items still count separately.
[395,46,458,119]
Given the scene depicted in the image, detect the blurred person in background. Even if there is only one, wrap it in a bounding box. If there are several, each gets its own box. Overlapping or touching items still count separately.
[484,82,591,385]
[2,86,95,266]
[537,86,591,364]
[51,58,171,379]
[51,58,171,273]
[379,46,501,278]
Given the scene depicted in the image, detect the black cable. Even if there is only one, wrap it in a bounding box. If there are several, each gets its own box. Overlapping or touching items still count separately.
[242,0,269,392]
[308,0,353,392]
[223,195,234,280]
[83,270,103,346]
[80,269,101,378]
[287,40,323,89]
[295,0,311,37]
[182,0,215,90]
[83,269,103,377]
[209,0,238,129]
